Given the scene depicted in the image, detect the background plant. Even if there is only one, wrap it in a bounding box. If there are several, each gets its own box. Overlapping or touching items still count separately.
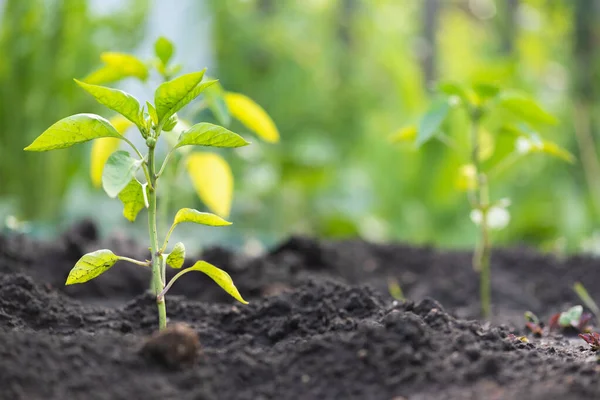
[0,0,148,221]
[4,0,600,255]
[25,63,250,330]
[393,82,573,316]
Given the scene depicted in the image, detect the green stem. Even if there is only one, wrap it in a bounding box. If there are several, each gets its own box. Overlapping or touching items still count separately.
[160,223,176,254]
[470,112,492,318]
[147,145,167,330]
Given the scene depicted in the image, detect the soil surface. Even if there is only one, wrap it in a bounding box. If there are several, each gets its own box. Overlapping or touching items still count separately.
[1,220,600,399]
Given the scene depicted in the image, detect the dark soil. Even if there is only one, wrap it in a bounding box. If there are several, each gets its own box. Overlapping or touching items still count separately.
[2,220,600,399]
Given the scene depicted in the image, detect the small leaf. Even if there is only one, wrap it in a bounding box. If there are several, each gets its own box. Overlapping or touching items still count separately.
[90,116,133,188]
[479,128,495,161]
[536,140,575,163]
[25,114,122,151]
[389,126,417,143]
[472,83,500,100]
[225,92,279,143]
[163,114,178,132]
[176,123,249,149]
[75,80,143,127]
[498,93,557,126]
[118,179,146,222]
[438,82,470,105]
[66,249,119,285]
[173,208,231,227]
[186,152,233,217]
[155,37,174,66]
[166,242,185,269]
[455,164,477,192]
[84,53,149,84]
[154,70,216,123]
[188,261,248,304]
[83,66,126,85]
[416,98,451,146]
[559,305,583,327]
[146,101,158,125]
[102,151,142,198]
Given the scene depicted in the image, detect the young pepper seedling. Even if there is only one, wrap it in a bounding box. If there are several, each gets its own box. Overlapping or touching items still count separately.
[25,60,250,330]
[391,82,574,318]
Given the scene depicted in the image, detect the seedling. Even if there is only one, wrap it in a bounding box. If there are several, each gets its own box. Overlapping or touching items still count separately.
[391,82,574,317]
[548,305,593,333]
[387,277,405,301]
[87,37,279,225]
[579,332,600,350]
[25,52,251,330]
[574,282,600,320]
[524,311,544,337]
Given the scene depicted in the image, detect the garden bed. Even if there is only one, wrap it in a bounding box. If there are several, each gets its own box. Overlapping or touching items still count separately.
[1,220,600,399]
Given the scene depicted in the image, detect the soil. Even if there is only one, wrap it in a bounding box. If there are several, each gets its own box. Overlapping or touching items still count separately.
[2,220,600,399]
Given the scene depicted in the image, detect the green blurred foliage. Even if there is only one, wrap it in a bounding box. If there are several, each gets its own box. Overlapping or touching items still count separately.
[208,0,595,251]
[4,0,600,253]
[0,0,148,219]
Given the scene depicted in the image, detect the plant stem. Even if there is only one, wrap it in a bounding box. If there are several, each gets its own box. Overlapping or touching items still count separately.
[147,144,167,330]
[470,112,492,318]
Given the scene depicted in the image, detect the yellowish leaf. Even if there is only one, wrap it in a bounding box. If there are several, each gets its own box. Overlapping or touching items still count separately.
[389,125,417,143]
[189,260,248,304]
[225,92,279,143]
[536,141,575,163]
[455,164,477,192]
[90,116,132,187]
[479,128,495,161]
[186,152,233,218]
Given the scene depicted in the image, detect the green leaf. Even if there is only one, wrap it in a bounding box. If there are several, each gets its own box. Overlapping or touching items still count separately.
[146,101,158,125]
[102,151,142,198]
[176,123,249,149]
[163,114,178,132]
[438,82,470,105]
[154,70,216,123]
[472,83,500,100]
[155,37,174,66]
[498,93,557,126]
[166,242,185,269]
[558,305,583,327]
[118,179,147,222]
[66,249,120,285]
[75,80,143,127]
[186,261,248,304]
[173,208,232,227]
[416,99,450,146]
[24,114,122,151]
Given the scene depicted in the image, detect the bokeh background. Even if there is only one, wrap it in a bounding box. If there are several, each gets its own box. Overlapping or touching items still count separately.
[1,0,599,254]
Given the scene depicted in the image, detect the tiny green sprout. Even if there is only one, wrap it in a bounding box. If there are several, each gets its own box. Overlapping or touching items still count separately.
[387,277,405,301]
[25,50,251,330]
[391,82,574,318]
[574,282,600,320]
